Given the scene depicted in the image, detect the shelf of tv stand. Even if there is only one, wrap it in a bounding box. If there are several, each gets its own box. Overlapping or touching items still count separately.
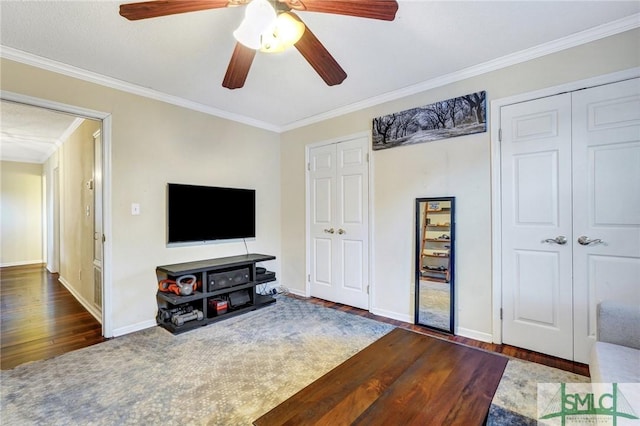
[156,253,277,335]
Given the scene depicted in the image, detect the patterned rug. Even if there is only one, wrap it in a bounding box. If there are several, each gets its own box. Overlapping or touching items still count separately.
[1,296,392,425]
[488,359,589,425]
[1,296,589,425]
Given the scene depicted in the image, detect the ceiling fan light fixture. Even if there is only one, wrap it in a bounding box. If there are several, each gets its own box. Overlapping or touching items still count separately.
[233,0,277,49]
[260,12,305,53]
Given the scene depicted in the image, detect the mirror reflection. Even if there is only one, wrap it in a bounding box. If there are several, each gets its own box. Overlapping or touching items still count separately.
[415,197,455,333]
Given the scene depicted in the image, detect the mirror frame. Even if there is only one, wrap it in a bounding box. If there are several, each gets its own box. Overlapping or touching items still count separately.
[414,196,455,334]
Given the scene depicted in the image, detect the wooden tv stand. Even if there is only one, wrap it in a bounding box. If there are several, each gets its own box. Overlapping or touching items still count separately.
[155,253,276,334]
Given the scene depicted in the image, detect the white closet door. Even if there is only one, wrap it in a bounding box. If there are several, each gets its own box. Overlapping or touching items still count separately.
[500,94,574,360]
[309,144,337,303]
[309,136,369,310]
[572,78,640,363]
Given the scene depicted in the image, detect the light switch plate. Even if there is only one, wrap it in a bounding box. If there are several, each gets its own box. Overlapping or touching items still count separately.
[131,203,140,215]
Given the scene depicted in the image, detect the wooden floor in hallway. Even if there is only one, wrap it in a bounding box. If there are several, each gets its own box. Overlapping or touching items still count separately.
[1,264,106,370]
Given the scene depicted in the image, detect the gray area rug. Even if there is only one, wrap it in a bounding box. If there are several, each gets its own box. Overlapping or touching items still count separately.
[488,359,589,425]
[1,296,393,425]
[1,296,590,425]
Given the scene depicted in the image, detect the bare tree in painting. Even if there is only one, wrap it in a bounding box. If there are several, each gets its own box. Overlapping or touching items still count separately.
[372,113,398,145]
[462,92,486,124]
[446,97,460,127]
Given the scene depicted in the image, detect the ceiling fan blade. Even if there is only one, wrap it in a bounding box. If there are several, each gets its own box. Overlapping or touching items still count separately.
[294,21,347,86]
[222,42,257,89]
[119,0,246,21]
[281,0,398,21]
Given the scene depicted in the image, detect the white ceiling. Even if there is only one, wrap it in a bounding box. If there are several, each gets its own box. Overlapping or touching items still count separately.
[0,101,85,164]
[1,1,639,162]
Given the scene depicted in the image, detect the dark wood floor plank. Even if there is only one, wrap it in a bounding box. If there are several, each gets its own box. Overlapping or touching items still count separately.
[1,265,106,370]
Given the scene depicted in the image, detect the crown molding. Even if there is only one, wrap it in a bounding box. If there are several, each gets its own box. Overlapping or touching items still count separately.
[0,46,280,133]
[1,13,638,134]
[280,13,640,131]
[59,117,85,145]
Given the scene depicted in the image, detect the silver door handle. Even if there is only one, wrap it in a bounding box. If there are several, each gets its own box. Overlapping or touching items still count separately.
[542,236,567,245]
[337,229,345,235]
[578,236,603,246]
[324,228,335,234]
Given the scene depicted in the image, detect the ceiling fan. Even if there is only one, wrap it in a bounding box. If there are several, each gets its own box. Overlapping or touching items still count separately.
[119,0,399,89]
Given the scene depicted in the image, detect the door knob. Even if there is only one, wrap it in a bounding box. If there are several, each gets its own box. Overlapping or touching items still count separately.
[577,236,603,246]
[337,229,346,235]
[324,228,335,234]
[541,236,567,245]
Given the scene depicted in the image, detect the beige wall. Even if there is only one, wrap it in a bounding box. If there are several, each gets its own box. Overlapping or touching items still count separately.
[53,119,101,309]
[1,59,282,336]
[280,29,640,338]
[0,161,44,266]
[1,28,637,338]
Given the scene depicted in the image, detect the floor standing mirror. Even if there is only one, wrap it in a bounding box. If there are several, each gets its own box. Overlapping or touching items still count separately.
[415,197,455,333]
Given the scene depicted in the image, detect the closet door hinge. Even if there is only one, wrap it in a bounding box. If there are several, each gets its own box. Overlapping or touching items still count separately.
[307,274,310,282]
[366,153,369,163]
[500,308,503,320]
[367,285,370,294]
[498,128,502,142]
[307,162,310,171]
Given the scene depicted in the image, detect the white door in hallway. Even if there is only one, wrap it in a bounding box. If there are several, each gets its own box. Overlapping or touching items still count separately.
[308,136,369,310]
[571,78,640,363]
[500,93,574,360]
[500,78,640,362]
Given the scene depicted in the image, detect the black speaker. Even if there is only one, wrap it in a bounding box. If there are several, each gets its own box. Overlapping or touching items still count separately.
[208,267,250,292]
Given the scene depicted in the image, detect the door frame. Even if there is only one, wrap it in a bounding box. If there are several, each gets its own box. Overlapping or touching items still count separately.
[305,131,374,310]
[489,67,639,344]
[1,90,114,338]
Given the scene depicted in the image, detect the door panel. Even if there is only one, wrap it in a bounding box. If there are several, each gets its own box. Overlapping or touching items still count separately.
[572,78,640,362]
[501,93,574,360]
[335,137,369,309]
[514,152,559,225]
[309,144,336,301]
[513,250,559,326]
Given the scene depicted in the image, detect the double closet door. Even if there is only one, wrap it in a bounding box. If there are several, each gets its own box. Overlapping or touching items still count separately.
[500,78,640,363]
[308,136,369,310]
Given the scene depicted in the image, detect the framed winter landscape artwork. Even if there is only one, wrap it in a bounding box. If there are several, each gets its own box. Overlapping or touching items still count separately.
[372,91,486,151]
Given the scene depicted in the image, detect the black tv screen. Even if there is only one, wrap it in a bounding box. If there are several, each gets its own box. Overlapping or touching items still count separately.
[167,183,256,244]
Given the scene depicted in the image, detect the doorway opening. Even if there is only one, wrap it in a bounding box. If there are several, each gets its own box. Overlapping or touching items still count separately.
[0,91,113,339]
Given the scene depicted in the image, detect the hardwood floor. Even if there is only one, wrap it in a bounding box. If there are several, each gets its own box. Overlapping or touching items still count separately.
[290,294,590,377]
[0,264,106,370]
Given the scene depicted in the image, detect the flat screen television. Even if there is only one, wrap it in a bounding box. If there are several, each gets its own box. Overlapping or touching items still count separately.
[167,183,256,244]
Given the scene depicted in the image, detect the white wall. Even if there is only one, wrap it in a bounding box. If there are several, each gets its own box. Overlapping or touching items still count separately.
[1,59,282,336]
[0,161,44,266]
[280,29,640,340]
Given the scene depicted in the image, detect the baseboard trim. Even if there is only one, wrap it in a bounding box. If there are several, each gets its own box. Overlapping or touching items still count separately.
[285,287,306,297]
[456,327,493,343]
[0,260,44,268]
[112,320,157,338]
[370,307,412,324]
[58,276,102,324]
